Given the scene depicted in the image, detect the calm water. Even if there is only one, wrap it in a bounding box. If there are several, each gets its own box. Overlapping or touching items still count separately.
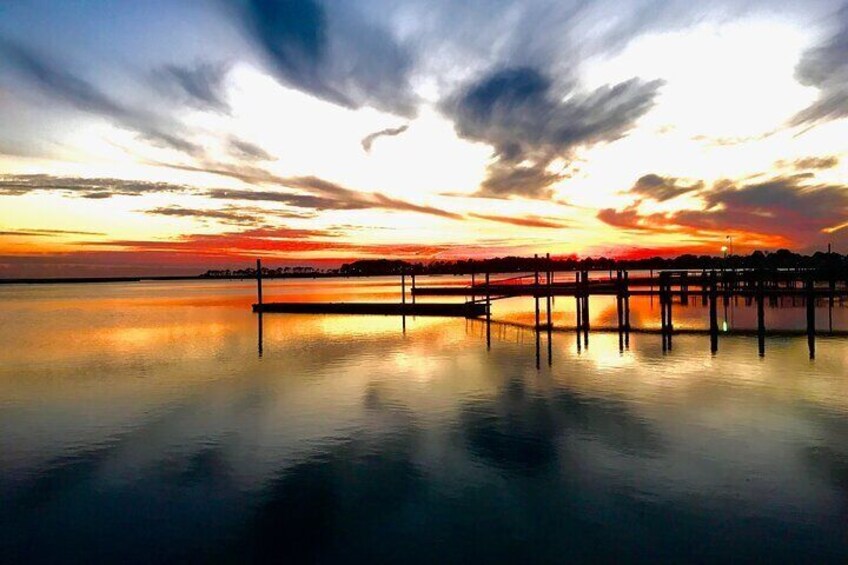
[2,277,848,563]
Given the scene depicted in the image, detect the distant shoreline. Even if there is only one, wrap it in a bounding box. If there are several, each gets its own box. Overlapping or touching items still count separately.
[0,274,341,285]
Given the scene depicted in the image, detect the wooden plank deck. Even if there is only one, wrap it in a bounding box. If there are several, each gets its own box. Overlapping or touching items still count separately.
[252,301,487,317]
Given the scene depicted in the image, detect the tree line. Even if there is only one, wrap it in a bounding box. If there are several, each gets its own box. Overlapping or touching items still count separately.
[200,249,848,279]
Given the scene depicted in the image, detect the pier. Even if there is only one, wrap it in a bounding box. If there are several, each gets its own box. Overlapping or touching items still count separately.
[411,255,848,359]
[251,255,848,358]
[252,259,487,319]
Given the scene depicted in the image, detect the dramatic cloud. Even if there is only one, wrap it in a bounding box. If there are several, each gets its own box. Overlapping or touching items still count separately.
[600,173,848,248]
[0,228,105,237]
[791,5,848,126]
[227,137,275,161]
[361,124,409,153]
[155,61,231,113]
[0,174,191,199]
[235,0,416,116]
[205,187,365,210]
[779,155,840,170]
[469,213,568,229]
[443,67,663,198]
[629,174,704,202]
[142,205,311,226]
[162,162,465,219]
[0,41,202,155]
[1,170,464,220]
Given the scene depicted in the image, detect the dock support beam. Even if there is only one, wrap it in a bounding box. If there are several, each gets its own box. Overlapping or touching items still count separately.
[582,270,590,348]
[256,258,263,307]
[807,276,816,359]
[709,271,718,353]
[485,271,491,350]
[757,270,765,357]
[534,255,540,331]
[546,253,552,365]
[624,271,630,348]
[575,271,582,352]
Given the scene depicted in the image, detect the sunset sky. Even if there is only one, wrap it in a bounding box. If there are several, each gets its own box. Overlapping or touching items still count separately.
[2,0,848,276]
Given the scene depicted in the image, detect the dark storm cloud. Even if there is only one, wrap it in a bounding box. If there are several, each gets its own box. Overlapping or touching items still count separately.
[443,67,663,198]
[235,0,416,116]
[227,137,275,161]
[361,124,409,153]
[791,5,848,126]
[0,41,202,155]
[155,61,231,113]
[629,174,704,202]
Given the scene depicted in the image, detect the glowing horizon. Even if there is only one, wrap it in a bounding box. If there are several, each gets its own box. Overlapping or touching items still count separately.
[1,1,848,276]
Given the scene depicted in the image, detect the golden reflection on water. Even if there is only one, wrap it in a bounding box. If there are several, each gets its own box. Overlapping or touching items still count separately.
[2,278,848,561]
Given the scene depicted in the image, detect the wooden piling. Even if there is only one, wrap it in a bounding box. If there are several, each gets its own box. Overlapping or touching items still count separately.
[546,253,552,331]
[757,269,765,357]
[485,271,491,350]
[829,277,835,334]
[534,254,540,330]
[582,270,590,347]
[667,275,673,351]
[411,273,416,305]
[575,271,582,350]
[624,270,630,348]
[402,272,406,305]
[616,270,623,351]
[256,258,263,307]
[709,271,718,353]
[807,276,815,359]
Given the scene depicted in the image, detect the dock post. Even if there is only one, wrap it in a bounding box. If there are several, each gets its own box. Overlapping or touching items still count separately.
[256,258,263,308]
[546,253,552,331]
[829,277,835,334]
[667,274,673,351]
[402,271,406,305]
[485,271,491,350]
[660,272,667,352]
[807,275,816,359]
[411,273,416,305]
[471,270,476,303]
[582,270,590,348]
[709,271,718,353]
[534,254,540,330]
[624,270,630,348]
[757,269,765,357]
[575,271,582,351]
[546,254,552,365]
[616,270,623,351]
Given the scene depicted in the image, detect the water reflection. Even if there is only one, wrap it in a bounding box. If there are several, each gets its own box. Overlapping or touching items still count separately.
[2,280,848,562]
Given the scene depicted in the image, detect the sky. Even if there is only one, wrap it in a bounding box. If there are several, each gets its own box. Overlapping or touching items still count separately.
[1,0,848,276]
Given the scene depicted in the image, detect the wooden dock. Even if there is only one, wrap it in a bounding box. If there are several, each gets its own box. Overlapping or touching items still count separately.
[251,259,484,318]
[410,254,848,359]
[250,255,848,359]
[252,301,487,317]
